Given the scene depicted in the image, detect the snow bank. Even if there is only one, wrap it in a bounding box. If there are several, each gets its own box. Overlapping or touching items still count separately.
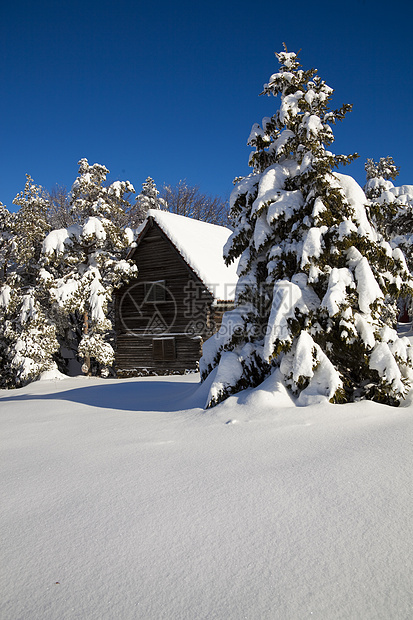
[38,367,69,382]
[1,375,413,620]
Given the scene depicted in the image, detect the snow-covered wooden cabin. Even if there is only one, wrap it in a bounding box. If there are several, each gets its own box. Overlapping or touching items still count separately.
[115,210,238,376]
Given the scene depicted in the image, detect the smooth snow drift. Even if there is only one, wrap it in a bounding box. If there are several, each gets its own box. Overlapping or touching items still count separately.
[1,366,413,619]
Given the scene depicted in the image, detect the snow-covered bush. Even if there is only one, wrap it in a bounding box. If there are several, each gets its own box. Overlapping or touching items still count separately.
[200,48,413,407]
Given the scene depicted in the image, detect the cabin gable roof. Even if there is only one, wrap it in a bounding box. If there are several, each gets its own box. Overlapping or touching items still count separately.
[130,210,238,302]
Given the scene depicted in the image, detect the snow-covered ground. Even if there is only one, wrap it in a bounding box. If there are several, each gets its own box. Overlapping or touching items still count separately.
[1,340,413,619]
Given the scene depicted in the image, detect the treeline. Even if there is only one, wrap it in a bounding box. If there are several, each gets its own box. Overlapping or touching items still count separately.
[0,159,228,387]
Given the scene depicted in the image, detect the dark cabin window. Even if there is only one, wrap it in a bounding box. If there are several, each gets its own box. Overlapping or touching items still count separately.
[144,281,166,302]
[153,337,176,361]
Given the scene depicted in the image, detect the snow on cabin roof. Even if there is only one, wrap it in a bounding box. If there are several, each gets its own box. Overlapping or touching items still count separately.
[144,209,238,301]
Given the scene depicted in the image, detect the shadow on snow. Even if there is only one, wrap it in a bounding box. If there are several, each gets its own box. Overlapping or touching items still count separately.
[0,378,210,413]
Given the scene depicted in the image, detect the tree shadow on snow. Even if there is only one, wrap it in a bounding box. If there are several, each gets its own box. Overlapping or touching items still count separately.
[0,378,210,412]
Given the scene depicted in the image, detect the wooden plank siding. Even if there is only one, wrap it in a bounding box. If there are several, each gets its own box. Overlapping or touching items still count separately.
[115,218,221,376]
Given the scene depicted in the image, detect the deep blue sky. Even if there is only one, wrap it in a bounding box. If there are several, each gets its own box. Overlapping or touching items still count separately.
[1,0,412,212]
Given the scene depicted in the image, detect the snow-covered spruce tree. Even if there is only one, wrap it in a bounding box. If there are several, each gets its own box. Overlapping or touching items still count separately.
[0,202,16,379]
[134,177,166,224]
[364,157,401,238]
[364,156,400,200]
[12,175,52,283]
[364,158,413,268]
[392,199,413,278]
[364,159,413,320]
[42,159,137,376]
[200,48,413,407]
[0,202,16,287]
[0,178,59,387]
